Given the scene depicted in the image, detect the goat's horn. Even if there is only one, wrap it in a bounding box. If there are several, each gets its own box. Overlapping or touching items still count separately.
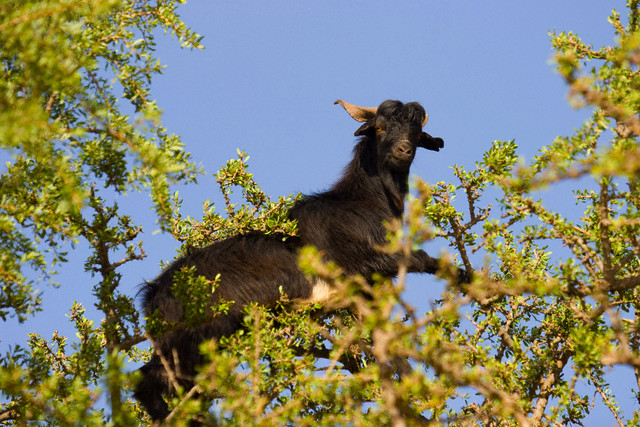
[422,113,429,127]
[334,99,377,122]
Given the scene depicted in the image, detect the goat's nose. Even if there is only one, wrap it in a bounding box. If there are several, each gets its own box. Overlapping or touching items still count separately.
[396,140,413,157]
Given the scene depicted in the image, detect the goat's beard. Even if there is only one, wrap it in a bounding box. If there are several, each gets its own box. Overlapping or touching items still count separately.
[379,168,409,215]
[382,152,415,173]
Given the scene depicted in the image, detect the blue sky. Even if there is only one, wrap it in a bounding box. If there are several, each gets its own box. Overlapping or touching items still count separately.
[3,1,635,423]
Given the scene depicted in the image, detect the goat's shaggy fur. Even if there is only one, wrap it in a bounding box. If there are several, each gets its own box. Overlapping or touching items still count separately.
[135,99,461,422]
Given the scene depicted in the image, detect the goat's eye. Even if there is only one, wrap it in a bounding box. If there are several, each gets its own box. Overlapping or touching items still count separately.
[376,126,386,133]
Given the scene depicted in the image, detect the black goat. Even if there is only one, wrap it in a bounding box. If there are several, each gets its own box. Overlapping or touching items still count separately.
[135,99,463,422]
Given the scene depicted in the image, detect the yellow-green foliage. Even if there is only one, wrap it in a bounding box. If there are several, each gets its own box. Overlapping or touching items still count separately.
[2,1,640,425]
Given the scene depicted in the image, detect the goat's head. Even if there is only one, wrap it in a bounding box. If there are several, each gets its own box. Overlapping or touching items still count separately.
[335,99,444,172]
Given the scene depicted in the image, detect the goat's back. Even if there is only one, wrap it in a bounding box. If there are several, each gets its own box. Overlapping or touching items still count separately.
[141,232,312,328]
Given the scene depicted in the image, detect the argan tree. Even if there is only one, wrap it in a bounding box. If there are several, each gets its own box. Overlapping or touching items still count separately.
[0,1,202,424]
[2,1,640,426]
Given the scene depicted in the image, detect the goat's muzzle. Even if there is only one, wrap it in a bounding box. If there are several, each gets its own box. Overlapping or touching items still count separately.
[394,140,414,161]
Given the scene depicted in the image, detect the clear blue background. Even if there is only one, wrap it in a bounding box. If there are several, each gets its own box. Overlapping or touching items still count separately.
[3,1,635,423]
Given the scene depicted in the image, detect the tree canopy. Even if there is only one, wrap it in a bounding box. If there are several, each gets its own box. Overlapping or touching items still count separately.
[1,1,640,425]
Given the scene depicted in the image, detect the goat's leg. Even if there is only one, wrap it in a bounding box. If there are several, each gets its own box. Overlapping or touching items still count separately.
[408,250,439,274]
[135,356,170,423]
[409,250,471,284]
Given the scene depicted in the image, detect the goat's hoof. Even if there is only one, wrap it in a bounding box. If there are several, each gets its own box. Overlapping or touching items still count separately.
[457,268,472,285]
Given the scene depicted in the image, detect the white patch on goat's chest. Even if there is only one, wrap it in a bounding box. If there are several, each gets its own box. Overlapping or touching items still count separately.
[296,279,336,305]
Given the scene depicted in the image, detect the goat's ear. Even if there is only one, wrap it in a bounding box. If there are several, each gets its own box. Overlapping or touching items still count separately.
[417,132,444,152]
[354,120,375,136]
